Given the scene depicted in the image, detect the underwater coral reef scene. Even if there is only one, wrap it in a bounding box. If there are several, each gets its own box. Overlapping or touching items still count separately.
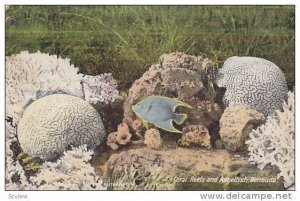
[5,5,295,191]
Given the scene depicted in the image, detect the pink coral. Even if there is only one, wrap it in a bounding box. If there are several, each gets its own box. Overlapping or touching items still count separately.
[107,132,119,150]
[107,123,132,150]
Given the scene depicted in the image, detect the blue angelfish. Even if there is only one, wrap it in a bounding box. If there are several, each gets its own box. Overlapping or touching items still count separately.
[132,95,192,133]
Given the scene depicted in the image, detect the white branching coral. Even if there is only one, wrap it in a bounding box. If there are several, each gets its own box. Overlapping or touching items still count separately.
[246,91,294,189]
[6,51,120,126]
[6,121,105,190]
[6,51,82,125]
[82,74,120,104]
[30,145,106,190]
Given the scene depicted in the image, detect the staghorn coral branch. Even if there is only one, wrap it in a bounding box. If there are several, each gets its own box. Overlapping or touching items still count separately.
[246,91,294,189]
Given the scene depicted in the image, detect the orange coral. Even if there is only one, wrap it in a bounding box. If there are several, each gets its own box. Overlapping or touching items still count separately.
[179,125,211,148]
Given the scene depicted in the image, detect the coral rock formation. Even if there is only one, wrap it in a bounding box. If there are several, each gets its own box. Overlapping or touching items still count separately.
[17,94,105,161]
[144,129,162,149]
[215,56,288,116]
[179,125,211,148]
[123,52,222,141]
[219,104,265,152]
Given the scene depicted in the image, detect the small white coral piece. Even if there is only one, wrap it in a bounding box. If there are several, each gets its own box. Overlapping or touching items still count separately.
[246,91,294,188]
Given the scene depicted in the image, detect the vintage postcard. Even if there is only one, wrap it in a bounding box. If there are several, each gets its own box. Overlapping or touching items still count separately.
[5,5,295,192]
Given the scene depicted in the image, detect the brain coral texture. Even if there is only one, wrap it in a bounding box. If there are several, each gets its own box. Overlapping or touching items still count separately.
[216,56,288,116]
[17,94,105,161]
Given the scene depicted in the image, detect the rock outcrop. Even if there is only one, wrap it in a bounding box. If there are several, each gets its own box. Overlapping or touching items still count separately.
[123,52,222,142]
[101,148,284,190]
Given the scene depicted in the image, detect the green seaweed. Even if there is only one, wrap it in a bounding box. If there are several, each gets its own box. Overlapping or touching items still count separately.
[5,5,295,90]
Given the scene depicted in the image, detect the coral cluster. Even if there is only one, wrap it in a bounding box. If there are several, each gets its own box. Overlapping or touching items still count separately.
[246,91,294,189]
[30,145,106,190]
[179,125,211,148]
[6,51,120,126]
[6,125,105,191]
[17,94,105,161]
[107,123,132,150]
[6,51,119,190]
[219,104,265,151]
[215,56,288,116]
[144,129,162,149]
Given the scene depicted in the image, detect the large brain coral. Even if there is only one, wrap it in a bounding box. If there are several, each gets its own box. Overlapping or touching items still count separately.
[17,94,105,161]
[215,56,288,116]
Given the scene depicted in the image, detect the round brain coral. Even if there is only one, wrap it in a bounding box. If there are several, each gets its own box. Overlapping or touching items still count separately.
[215,56,288,116]
[17,94,105,161]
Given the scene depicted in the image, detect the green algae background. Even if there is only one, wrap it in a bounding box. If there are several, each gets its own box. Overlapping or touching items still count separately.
[5,6,295,90]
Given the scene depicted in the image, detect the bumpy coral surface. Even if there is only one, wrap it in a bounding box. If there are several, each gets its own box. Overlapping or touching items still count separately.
[18,94,105,160]
[144,129,162,149]
[219,104,265,151]
[215,56,288,116]
[246,91,294,189]
[179,125,211,148]
[6,51,119,126]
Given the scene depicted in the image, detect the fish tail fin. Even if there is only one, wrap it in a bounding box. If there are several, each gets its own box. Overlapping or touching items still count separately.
[173,113,188,125]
